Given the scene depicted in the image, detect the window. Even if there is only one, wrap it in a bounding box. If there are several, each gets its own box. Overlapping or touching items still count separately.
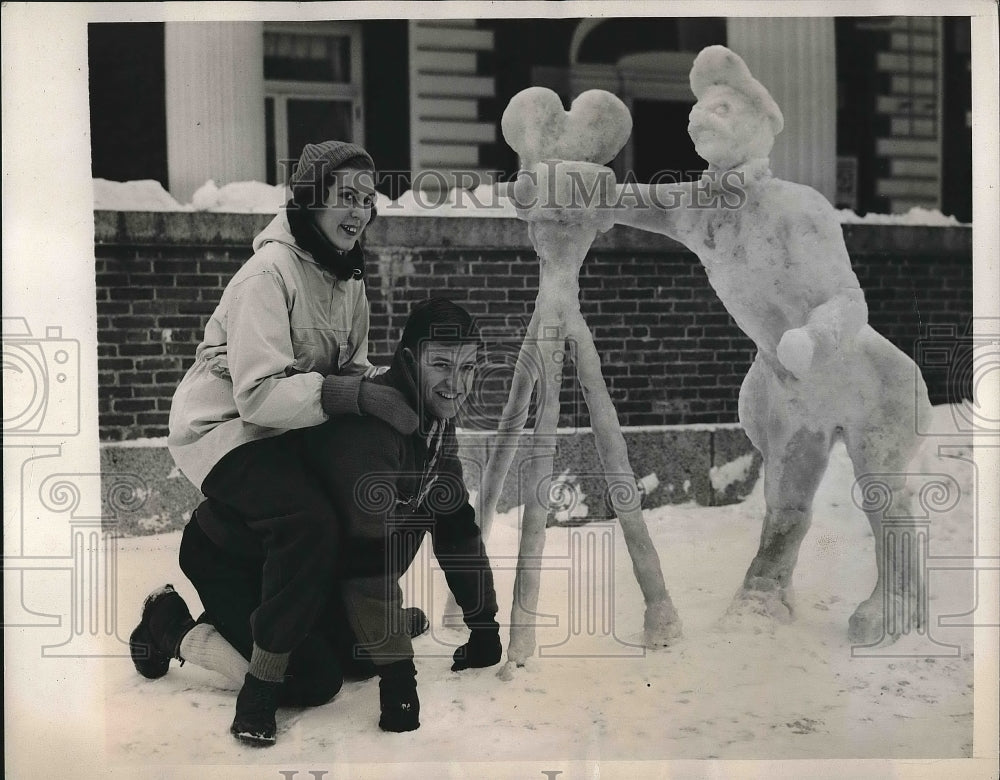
[263,22,364,185]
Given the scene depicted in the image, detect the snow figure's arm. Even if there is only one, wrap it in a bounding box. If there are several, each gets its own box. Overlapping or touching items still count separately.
[431,431,500,632]
[775,193,869,377]
[613,181,702,246]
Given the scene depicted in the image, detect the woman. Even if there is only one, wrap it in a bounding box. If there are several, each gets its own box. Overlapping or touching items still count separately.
[131,141,417,745]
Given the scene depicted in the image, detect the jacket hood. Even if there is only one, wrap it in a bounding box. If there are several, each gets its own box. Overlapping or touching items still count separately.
[252,207,367,282]
[251,209,312,261]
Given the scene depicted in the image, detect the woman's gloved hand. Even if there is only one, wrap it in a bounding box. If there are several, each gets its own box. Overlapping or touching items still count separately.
[321,375,418,435]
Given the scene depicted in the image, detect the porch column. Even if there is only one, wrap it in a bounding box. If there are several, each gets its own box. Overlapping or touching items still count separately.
[164,22,266,203]
[726,18,837,202]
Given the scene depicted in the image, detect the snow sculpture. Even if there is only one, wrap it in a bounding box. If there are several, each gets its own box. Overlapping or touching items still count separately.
[525,46,932,643]
[481,88,682,676]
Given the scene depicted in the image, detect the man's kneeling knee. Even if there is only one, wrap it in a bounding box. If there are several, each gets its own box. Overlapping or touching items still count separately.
[281,665,343,707]
[280,638,344,707]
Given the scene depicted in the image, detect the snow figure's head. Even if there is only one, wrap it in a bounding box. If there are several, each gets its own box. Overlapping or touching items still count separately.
[688,45,784,170]
[501,87,632,167]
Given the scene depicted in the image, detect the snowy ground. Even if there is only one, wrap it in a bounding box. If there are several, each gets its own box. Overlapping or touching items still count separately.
[105,412,980,771]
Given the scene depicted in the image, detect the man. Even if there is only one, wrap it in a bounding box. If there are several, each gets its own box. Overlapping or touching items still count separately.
[130,298,502,745]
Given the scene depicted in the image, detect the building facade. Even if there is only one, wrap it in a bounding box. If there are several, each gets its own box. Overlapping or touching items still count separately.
[89,16,971,219]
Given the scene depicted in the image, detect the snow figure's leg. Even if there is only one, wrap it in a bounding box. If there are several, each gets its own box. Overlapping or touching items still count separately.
[479,311,542,541]
[502,317,565,673]
[843,346,931,645]
[454,316,542,628]
[725,360,832,626]
[500,221,594,676]
[846,464,918,646]
[739,429,830,605]
[564,310,681,647]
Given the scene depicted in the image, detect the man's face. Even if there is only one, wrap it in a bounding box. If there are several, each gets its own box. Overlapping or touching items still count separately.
[688,85,772,168]
[314,168,376,252]
[413,341,479,420]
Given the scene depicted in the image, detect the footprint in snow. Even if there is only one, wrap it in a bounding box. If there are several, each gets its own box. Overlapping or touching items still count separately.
[786,718,823,734]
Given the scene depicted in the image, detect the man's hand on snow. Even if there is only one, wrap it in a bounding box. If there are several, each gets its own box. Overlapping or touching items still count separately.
[776,328,815,379]
[378,659,420,732]
[451,629,502,672]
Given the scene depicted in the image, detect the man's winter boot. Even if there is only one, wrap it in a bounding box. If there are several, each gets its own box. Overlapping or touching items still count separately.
[129,584,196,679]
[231,673,283,747]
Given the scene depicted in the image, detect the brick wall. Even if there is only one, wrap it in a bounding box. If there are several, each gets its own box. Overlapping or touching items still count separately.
[94,211,972,441]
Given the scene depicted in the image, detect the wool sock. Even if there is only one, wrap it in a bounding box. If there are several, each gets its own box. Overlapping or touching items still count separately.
[178,623,249,685]
[249,644,290,683]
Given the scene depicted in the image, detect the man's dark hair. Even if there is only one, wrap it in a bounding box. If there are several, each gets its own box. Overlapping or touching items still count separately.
[399,298,479,355]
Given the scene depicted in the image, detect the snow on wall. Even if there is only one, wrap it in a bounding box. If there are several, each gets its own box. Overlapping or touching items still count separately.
[93,178,967,224]
[709,452,757,492]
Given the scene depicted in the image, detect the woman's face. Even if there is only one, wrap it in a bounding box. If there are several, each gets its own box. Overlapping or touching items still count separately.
[314,168,376,251]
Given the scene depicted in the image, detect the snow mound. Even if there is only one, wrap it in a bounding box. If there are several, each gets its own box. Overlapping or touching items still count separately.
[191,180,288,213]
[836,206,965,226]
[92,178,969,225]
[93,178,191,212]
[709,452,756,492]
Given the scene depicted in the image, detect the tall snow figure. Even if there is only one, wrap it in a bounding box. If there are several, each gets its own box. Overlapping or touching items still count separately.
[584,45,928,643]
[482,88,683,675]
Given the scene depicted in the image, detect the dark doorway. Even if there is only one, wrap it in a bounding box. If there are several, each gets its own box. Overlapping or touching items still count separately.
[631,99,704,183]
[834,18,886,214]
[941,17,972,224]
[88,23,168,187]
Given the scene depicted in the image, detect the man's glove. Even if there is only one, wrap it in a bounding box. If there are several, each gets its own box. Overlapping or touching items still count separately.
[451,629,502,672]
[321,375,418,435]
[378,659,420,732]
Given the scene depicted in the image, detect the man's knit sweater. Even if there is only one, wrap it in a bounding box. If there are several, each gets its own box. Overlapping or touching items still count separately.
[329,350,499,665]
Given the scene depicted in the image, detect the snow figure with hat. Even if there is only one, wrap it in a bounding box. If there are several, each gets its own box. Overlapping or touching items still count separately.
[526,45,933,644]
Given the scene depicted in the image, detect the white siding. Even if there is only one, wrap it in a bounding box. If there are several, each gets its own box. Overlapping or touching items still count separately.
[408,20,496,188]
[727,18,837,202]
[164,22,266,203]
